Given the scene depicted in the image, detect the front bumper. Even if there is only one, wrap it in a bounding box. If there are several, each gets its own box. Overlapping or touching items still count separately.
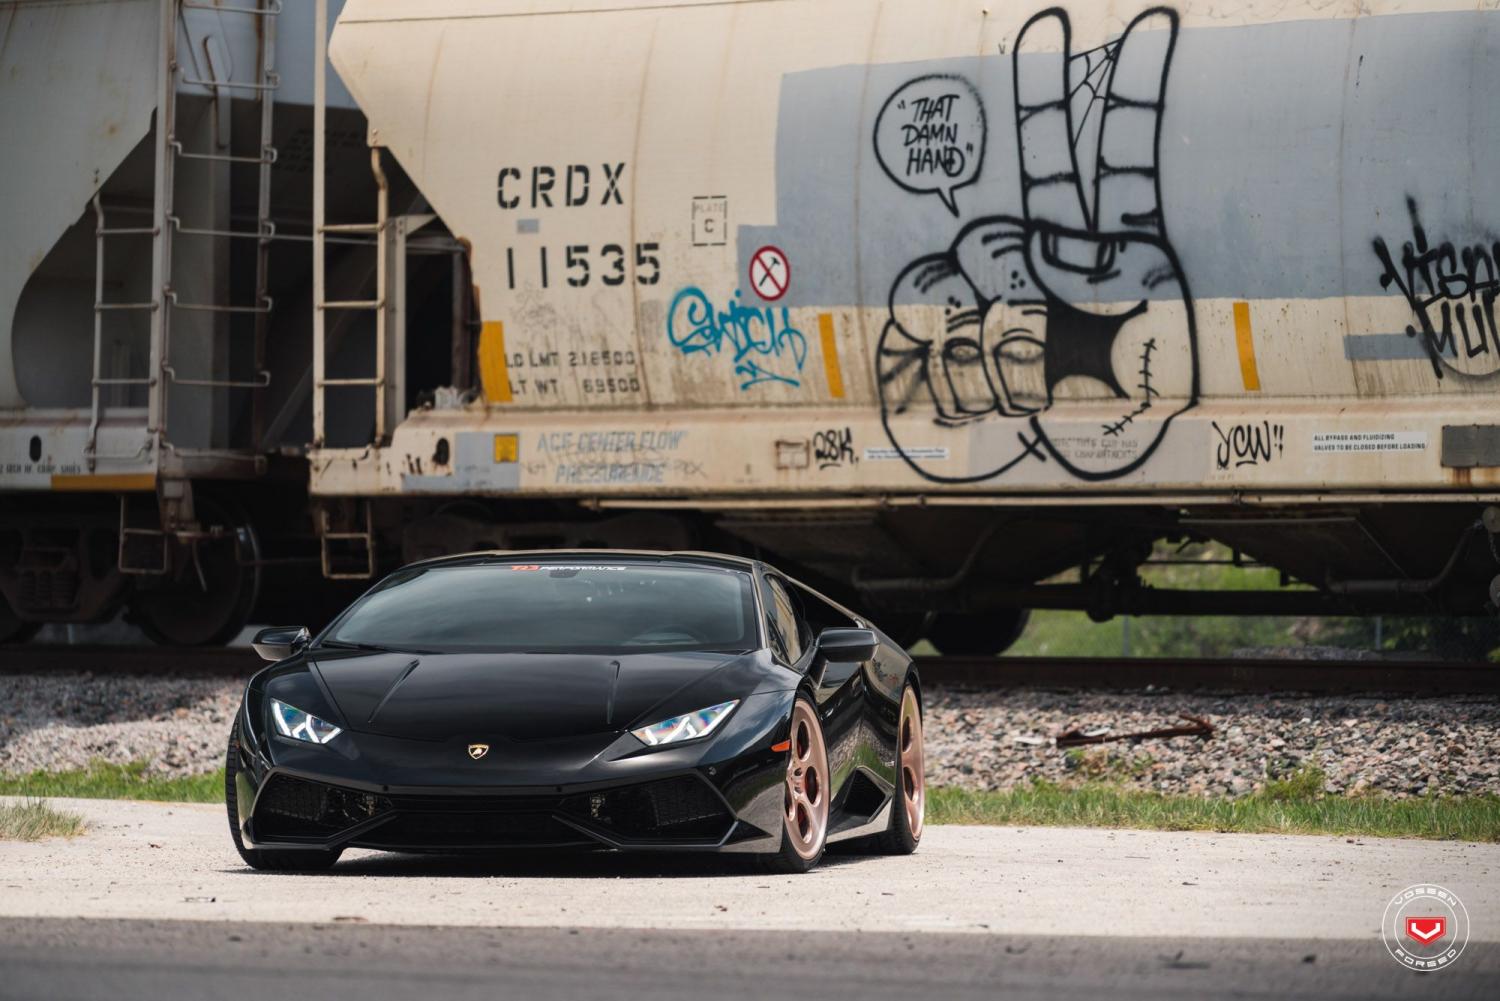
[245,770,759,852]
[233,690,795,854]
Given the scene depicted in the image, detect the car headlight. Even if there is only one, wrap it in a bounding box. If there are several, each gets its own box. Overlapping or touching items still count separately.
[270,699,343,745]
[630,700,739,747]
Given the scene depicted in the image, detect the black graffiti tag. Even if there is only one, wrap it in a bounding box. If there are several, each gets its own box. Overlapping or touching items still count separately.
[1212,420,1284,470]
[812,427,857,470]
[1373,197,1500,380]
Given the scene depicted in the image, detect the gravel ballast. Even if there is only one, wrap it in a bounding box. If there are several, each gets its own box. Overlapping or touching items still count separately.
[0,674,240,779]
[2,673,1498,799]
[926,687,1500,799]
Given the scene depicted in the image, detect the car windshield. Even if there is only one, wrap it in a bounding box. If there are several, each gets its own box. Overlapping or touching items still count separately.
[323,562,758,654]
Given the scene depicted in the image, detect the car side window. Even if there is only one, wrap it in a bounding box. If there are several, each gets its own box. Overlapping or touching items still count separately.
[790,582,858,637]
[763,576,806,665]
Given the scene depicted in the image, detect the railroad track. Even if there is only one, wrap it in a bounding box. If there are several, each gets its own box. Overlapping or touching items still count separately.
[917,656,1500,694]
[1,645,1496,693]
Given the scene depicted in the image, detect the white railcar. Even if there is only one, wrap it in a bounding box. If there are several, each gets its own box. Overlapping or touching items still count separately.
[3,0,1499,647]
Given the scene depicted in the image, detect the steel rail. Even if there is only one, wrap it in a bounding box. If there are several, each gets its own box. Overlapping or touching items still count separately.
[914,656,1500,694]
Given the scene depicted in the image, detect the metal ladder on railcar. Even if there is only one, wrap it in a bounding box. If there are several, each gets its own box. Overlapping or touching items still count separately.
[312,146,390,450]
[89,192,157,471]
[160,0,281,459]
[310,0,387,580]
[90,0,282,572]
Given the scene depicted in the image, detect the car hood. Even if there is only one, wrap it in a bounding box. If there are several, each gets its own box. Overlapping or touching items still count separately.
[306,648,764,742]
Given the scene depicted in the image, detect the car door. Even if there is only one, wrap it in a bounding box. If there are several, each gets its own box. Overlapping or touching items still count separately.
[772,577,880,812]
[790,579,907,798]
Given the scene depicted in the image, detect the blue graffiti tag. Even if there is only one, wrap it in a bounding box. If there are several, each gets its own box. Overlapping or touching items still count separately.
[666,287,808,390]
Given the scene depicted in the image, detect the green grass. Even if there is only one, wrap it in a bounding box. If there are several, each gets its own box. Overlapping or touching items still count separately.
[7,760,1497,844]
[0,760,222,804]
[0,799,86,841]
[929,778,1500,843]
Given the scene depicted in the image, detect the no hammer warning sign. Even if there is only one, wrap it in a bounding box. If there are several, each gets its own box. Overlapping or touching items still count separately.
[749,246,791,302]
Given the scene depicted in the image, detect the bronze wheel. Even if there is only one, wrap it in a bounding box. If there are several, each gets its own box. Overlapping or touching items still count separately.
[783,698,830,861]
[898,685,925,840]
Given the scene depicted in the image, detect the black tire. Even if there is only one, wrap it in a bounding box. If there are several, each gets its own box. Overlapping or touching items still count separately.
[749,695,829,874]
[928,609,1031,656]
[225,722,342,872]
[871,683,924,855]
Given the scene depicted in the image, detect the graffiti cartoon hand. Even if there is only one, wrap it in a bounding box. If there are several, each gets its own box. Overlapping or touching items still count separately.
[878,7,1198,484]
[1011,7,1196,478]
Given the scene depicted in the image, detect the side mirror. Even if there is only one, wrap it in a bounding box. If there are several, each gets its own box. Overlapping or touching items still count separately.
[252,626,310,662]
[816,627,878,664]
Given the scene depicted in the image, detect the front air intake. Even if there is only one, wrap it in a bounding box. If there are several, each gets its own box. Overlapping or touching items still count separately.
[254,774,392,840]
[562,774,733,842]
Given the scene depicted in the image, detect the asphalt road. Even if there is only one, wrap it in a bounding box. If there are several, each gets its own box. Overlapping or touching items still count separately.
[1,797,1497,998]
[1,917,1496,1001]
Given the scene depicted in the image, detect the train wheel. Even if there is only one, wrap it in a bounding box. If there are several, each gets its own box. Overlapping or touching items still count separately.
[0,595,41,645]
[927,609,1030,657]
[129,498,261,647]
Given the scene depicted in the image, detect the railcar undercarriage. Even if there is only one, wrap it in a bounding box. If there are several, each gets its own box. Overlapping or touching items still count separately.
[5,489,1497,653]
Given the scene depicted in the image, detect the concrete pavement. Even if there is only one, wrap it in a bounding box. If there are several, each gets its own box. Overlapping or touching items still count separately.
[2,796,1497,998]
[2,796,1496,940]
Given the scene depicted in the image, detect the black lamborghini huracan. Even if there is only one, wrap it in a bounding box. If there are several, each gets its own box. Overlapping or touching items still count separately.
[226,551,925,873]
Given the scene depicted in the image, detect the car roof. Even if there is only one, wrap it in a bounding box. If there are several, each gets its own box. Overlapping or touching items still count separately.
[403,549,760,573]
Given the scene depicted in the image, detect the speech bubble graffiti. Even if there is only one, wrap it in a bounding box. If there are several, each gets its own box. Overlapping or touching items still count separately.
[874,74,987,217]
